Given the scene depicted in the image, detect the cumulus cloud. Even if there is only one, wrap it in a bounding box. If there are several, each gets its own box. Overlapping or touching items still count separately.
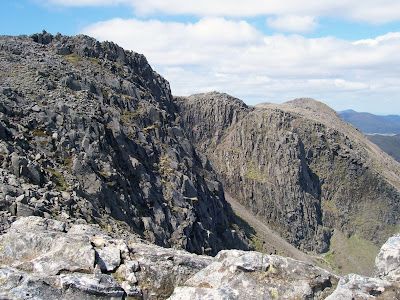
[267,15,317,33]
[44,0,400,23]
[81,18,400,113]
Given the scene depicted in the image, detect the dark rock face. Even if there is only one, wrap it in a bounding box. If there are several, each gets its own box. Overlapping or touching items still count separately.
[0,33,249,255]
[175,93,400,253]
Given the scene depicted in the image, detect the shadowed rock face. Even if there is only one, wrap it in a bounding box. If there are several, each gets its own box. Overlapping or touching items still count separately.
[175,93,400,254]
[0,33,249,255]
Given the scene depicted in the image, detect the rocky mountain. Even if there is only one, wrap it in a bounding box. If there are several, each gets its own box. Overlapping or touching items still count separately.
[0,32,250,256]
[176,93,400,274]
[0,216,399,299]
[1,32,399,298]
[339,109,400,134]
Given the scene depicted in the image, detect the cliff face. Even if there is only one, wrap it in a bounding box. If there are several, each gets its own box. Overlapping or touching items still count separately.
[176,93,400,257]
[0,33,249,255]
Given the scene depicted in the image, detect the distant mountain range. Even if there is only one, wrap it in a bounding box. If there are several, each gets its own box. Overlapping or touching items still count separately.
[338,109,400,162]
[366,134,400,162]
[338,109,400,134]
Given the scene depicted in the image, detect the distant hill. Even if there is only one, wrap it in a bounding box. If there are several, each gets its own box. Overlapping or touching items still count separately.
[338,109,400,134]
[367,134,400,162]
[338,110,400,162]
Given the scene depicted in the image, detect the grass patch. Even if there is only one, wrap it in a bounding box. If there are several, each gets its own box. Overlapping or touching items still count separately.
[120,109,141,124]
[63,156,73,171]
[322,200,338,215]
[143,123,160,133]
[250,234,266,253]
[64,53,82,65]
[245,162,268,183]
[321,230,379,276]
[47,168,69,191]
[88,57,100,65]
[32,129,47,137]
[158,155,174,177]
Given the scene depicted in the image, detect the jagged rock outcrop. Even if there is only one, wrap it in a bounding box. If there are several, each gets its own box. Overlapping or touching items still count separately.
[176,92,400,271]
[0,33,249,255]
[1,216,398,299]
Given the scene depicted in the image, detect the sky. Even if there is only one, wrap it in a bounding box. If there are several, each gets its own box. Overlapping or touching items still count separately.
[2,1,400,114]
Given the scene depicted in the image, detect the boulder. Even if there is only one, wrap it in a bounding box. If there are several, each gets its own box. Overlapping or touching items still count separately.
[96,246,121,272]
[375,234,400,281]
[0,217,95,276]
[325,274,400,300]
[168,250,338,300]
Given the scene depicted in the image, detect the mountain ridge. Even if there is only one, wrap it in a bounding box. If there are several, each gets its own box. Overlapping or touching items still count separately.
[338,109,400,134]
[176,92,400,274]
[0,32,250,255]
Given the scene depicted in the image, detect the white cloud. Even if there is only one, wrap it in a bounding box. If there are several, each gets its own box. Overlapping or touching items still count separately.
[353,32,400,46]
[267,15,317,33]
[81,17,400,113]
[41,0,128,6]
[44,0,400,24]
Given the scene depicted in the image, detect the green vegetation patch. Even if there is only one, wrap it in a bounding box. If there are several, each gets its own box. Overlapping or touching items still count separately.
[121,109,142,124]
[47,168,69,191]
[32,129,48,137]
[322,230,379,276]
[322,199,338,215]
[245,162,268,183]
[64,53,82,65]
[143,123,160,133]
[250,234,265,253]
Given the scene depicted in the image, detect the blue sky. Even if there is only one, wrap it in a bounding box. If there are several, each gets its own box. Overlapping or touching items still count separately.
[2,0,400,114]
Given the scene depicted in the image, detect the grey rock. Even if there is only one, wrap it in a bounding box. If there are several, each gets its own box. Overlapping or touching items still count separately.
[375,234,400,281]
[1,217,400,299]
[0,218,95,276]
[1,33,251,256]
[15,203,34,217]
[325,274,399,300]
[15,194,26,203]
[0,217,216,299]
[128,242,213,299]
[96,246,121,272]
[59,273,125,298]
[169,250,338,300]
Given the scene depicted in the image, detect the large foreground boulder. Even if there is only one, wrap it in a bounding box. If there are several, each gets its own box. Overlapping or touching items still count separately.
[169,250,338,300]
[0,217,399,299]
[0,216,212,299]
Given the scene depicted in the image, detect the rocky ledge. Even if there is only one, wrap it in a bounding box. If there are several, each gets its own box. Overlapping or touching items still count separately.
[0,217,398,299]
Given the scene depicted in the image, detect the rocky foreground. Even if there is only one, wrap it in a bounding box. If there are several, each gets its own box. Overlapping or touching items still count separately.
[0,216,399,299]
